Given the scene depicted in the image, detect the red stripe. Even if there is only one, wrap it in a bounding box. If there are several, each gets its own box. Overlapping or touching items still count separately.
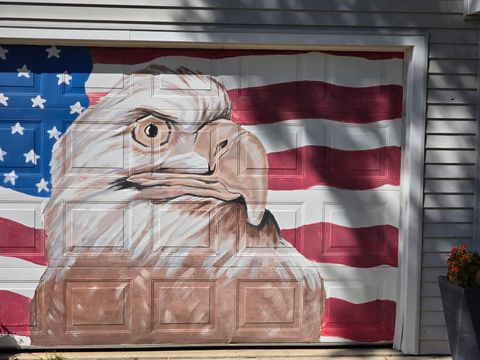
[90,47,402,64]
[267,146,401,190]
[0,291,31,336]
[0,217,48,266]
[322,298,395,342]
[229,82,403,125]
[87,92,108,106]
[281,223,398,267]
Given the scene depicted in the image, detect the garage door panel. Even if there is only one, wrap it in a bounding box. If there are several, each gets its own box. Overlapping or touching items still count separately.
[0,120,43,172]
[232,266,323,342]
[82,72,131,107]
[47,200,140,266]
[152,201,219,257]
[62,122,135,174]
[64,280,132,333]
[236,280,302,329]
[0,201,46,265]
[151,279,218,332]
[320,269,397,342]
[64,201,131,256]
[322,297,396,342]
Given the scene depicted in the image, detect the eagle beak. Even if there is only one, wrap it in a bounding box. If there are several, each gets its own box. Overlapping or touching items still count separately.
[126,122,268,227]
[195,122,268,226]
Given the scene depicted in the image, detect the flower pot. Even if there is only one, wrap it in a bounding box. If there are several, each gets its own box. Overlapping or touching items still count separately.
[438,276,480,360]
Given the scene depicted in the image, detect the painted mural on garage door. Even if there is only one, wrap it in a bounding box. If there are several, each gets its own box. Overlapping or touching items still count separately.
[0,45,402,346]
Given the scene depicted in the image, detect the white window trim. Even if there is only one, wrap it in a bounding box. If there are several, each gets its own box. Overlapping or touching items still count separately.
[0,28,428,354]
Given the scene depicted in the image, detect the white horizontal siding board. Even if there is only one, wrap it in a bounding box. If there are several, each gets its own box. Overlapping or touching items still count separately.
[422,265,447,284]
[421,312,446,327]
[423,223,473,237]
[425,165,475,178]
[424,194,475,208]
[425,150,476,164]
[420,282,442,297]
[422,253,449,268]
[427,91,477,105]
[420,300,444,315]
[426,105,476,119]
[426,120,476,133]
[420,326,448,340]
[428,74,477,89]
[426,135,475,149]
[0,0,466,13]
[423,209,474,223]
[423,238,473,252]
[420,340,451,354]
[422,268,452,283]
[0,20,476,43]
[0,5,475,28]
[428,29,479,44]
[428,59,477,75]
[424,179,475,193]
[429,44,479,59]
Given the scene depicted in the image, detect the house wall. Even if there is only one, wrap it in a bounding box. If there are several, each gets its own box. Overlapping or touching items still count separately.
[0,0,478,354]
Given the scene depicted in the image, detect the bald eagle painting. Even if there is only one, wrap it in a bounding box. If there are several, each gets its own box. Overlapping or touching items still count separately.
[30,65,324,345]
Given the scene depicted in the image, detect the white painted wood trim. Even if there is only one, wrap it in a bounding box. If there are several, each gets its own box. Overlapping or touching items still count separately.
[395,36,428,355]
[0,28,428,354]
[464,0,480,16]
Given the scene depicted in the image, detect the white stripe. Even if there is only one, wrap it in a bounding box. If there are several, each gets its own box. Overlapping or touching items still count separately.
[267,187,400,229]
[319,336,390,343]
[243,118,402,153]
[0,335,31,346]
[320,336,358,343]
[0,187,46,202]
[0,187,46,228]
[0,255,47,269]
[0,256,46,297]
[86,53,403,94]
[318,264,398,304]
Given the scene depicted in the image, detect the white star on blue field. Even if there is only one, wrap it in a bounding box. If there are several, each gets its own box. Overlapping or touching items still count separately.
[0,45,92,196]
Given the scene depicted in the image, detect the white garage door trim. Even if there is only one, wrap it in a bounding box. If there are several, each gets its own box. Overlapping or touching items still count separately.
[0,29,428,354]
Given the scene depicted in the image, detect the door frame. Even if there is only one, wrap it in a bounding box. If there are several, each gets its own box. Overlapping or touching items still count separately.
[0,28,428,354]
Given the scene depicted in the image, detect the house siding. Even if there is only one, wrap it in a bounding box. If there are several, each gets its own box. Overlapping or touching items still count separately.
[0,0,478,354]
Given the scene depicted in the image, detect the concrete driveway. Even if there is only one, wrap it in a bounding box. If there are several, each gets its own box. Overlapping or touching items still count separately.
[6,348,452,360]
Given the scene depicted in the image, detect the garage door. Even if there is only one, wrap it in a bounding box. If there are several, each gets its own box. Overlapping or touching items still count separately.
[0,45,403,346]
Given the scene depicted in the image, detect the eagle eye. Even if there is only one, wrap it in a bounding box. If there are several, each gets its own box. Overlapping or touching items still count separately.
[132,115,170,147]
[145,124,158,138]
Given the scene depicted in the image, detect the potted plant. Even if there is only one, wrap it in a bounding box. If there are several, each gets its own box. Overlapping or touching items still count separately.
[438,244,480,360]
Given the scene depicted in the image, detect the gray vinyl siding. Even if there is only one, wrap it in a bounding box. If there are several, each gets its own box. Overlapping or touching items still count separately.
[0,0,478,355]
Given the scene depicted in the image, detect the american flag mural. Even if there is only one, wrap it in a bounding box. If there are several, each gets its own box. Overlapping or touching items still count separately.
[0,45,403,346]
